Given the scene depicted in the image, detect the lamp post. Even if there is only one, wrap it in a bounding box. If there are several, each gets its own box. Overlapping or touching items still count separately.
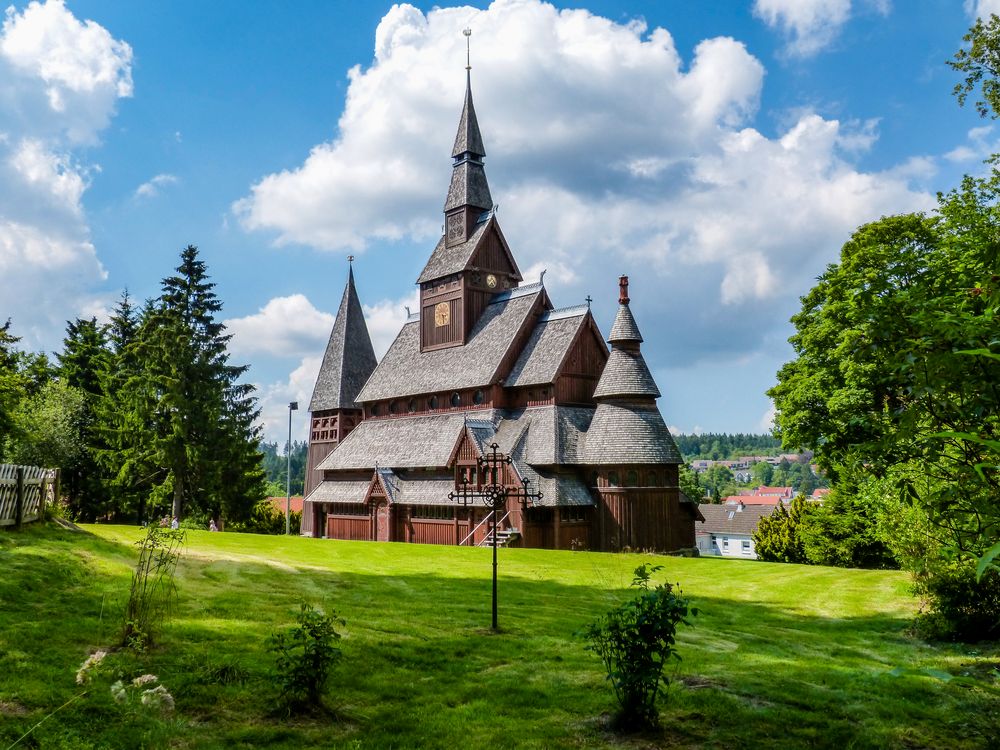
[286,401,298,535]
[448,443,542,630]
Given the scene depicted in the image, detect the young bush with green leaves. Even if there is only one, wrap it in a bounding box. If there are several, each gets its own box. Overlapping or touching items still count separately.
[121,524,184,649]
[583,564,696,731]
[269,602,344,713]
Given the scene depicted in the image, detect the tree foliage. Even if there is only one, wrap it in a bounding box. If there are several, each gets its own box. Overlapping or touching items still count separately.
[950,13,1000,119]
[752,496,809,564]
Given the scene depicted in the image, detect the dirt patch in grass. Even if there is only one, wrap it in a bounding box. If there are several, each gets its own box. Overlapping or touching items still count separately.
[0,700,28,716]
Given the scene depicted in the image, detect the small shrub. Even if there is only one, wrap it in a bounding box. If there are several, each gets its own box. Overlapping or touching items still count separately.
[915,563,1000,642]
[269,602,344,713]
[230,499,301,535]
[121,524,184,649]
[584,564,697,731]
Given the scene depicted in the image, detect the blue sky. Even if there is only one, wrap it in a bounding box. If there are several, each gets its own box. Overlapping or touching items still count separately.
[1,0,996,445]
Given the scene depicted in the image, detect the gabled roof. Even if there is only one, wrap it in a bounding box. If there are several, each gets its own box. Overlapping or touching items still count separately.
[491,406,594,465]
[317,411,498,471]
[592,348,660,399]
[506,306,596,388]
[697,503,777,534]
[582,403,682,465]
[355,284,546,402]
[417,216,490,284]
[309,268,378,411]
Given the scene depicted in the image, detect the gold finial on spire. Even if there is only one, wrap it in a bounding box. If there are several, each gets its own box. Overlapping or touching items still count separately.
[463,28,472,71]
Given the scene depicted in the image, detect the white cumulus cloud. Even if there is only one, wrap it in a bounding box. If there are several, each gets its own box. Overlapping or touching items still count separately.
[225,294,336,358]
[753,0,890,57]
[967,0,1000,19]
[0,0,131,350]
[134,173,178,200]
[238,0,934,388]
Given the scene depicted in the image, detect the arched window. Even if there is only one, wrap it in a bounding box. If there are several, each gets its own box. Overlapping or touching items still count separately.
[607,471,620,487]
[371,403,380,417]
[473,390,484,405]
[407,399,416,413]
[647,471,659,487]
[429,395,439,410]
[389,401,398,415]
[626,470,639,486]
[451,392,461,407]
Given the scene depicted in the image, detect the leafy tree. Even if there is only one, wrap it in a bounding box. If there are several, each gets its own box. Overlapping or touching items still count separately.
[950,13,1000,119]
[0,320,25,460]
[699,464,735,502]
[752,497,809,564]
[7,380,87,472]
[751,461,773,486]
[678,465,704,503]
[797,487,896,569]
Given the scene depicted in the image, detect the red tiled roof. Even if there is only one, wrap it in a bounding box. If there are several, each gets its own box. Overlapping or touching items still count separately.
[267,496,304,514]
[753,486,793,497]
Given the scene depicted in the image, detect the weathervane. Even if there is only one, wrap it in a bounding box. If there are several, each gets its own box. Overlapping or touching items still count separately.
[463,27,472,70]
[448,442,542,630]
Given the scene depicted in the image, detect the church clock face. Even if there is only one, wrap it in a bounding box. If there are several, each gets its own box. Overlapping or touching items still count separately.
[486,274,498,289]
[434,301,450,327]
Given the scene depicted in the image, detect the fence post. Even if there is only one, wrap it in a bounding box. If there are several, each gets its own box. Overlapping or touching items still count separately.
[53,469,61,511]
[15,466,24,530]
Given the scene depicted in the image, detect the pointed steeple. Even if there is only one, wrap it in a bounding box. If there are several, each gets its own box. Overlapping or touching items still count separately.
[309,262,378,411]
[452,70,486,159]
[444,53,492,222]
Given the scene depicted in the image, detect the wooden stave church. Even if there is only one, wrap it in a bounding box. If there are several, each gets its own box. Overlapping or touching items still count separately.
[301,71,702,552]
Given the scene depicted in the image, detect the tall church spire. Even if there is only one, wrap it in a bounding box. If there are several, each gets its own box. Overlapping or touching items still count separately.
[309,263,378,412]
[444,30,492,239]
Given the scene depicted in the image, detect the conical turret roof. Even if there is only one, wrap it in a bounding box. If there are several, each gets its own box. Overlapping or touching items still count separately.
[309,266,378,411]
[592,348,660,399]
[608,304,643,343]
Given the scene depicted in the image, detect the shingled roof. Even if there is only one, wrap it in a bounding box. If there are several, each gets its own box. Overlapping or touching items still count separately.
[506,306,595,387]
[416,215,490,284]
[309,267,378,411]
[492,406,594,465]
[355,285,545,402]
[444,159,492,213]
[452,70,485,158]
[698,503,777,535]
[592,348,660,399]
[582,403,682,465]
[317,411,497,471]
[608,303,643,343]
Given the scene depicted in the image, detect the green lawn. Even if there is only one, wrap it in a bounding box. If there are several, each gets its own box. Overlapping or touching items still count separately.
[1,523,998,749]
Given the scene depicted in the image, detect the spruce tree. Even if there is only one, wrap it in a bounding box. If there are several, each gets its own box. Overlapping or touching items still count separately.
[58,318,111,519]
[98,291,154,521]
[0,320,24,460]
[131,246,266,521]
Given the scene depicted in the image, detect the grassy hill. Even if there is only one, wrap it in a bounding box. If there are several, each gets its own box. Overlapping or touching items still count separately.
[1,523,998,749]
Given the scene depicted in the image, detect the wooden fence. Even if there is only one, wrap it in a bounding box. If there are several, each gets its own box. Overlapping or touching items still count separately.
[0,464,58,528]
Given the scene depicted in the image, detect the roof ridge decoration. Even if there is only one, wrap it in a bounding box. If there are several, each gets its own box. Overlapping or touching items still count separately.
[308,264,378,412]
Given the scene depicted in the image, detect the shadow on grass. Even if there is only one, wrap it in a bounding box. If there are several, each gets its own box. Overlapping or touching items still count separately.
[2,526,999,749]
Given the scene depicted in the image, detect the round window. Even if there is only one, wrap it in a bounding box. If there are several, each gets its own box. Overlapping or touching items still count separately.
[451,392,461,407]
[429,395,439,410]
[407,399,416,413]
[473,390,484,405]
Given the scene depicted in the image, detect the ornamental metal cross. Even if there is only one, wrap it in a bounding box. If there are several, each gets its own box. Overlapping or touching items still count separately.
[448,442,543,630]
